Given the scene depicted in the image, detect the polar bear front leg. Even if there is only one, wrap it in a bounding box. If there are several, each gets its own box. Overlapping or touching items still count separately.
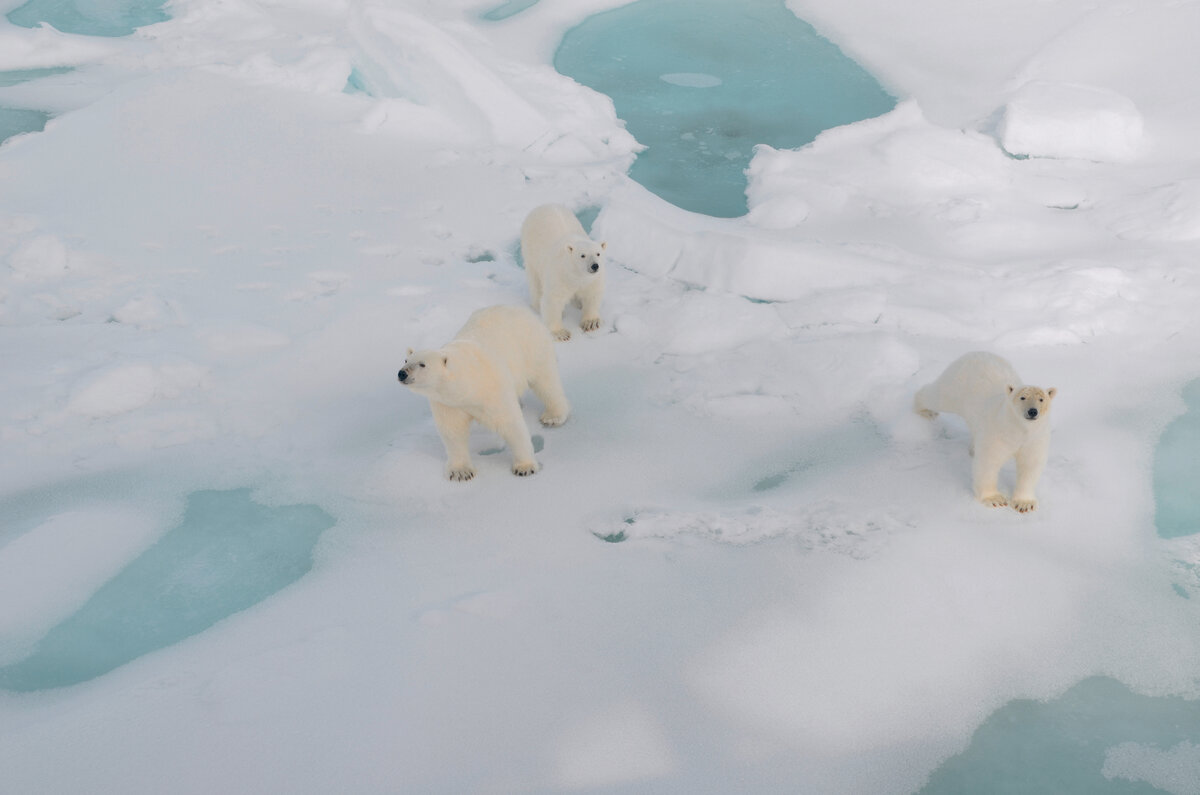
[578,278,604,332]
[540,292,571,341]
[430,401,475,482]
[1012,438,1049,513]
[971,442,1008,508]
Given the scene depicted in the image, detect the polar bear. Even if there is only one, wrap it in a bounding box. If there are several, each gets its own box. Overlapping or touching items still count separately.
[520,203,606,341]
[914,351,1057,512]
[397,305,570,481]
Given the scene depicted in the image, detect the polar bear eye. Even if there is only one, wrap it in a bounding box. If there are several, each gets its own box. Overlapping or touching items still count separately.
[419,362,425,368]
[1020,396,1026,400]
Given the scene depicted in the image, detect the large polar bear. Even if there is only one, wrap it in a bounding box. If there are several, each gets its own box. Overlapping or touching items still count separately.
[914,351,1057,512]
[397,305,570,481]
[520,203,606,341]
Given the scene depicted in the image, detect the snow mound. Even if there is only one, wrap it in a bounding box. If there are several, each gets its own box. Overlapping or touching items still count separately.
[998,81,1144,162]
[66,362,208,418]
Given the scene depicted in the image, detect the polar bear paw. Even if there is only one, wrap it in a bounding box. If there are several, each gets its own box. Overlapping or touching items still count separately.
[1012,498,1038,513]
[447,465,476,482]
[581,317,602,332]
[540,410,568,427]
[512,461,538,477]
[979,492,1008,508]
[552,327,571,342]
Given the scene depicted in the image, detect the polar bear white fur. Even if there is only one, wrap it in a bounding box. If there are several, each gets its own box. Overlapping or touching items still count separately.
[914,351,1057,513]
[398,305,570,481]
[520,204,606,341]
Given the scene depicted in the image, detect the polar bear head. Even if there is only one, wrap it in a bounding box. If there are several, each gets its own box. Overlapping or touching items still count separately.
[397,347,449,397]
[565,238,606,278]
[1007,384,1058,422]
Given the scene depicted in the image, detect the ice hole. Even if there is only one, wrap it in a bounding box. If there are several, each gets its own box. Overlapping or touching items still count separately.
[921,677,1200,794]
[554,0,895,217]
[1155,378,1200,539]
[0,108,49,147]
[0,489,335,692]
[7,0,169,37]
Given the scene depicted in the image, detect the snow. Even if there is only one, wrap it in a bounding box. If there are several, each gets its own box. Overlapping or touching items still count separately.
[1,0,1199,792]
[1103,741,1200,795]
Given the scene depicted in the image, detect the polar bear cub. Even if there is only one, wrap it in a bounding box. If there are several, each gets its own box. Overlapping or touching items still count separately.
[397,305,570,481]
[914,351,1057,512]
[520,204,606,341]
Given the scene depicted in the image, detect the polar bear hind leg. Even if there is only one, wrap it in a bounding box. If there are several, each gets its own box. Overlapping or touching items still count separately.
[488,393,539,476]
[531,369,570,427]
[913,384,939,419]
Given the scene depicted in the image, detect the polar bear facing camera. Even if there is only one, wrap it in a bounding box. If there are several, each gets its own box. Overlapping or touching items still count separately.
[520,204,606,341]
[914,351,1057,512]
[398,305,570,481]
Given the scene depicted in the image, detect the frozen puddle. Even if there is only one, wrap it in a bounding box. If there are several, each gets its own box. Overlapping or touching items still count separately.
[921,678,1200,794]
[0,108,49,147]
[555,0,895,217]
[0,489,334,692]
[1155,378,1200,539]
[6,0,168,36]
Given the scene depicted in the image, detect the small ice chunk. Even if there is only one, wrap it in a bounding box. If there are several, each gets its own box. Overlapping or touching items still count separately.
[999,81,1143,162]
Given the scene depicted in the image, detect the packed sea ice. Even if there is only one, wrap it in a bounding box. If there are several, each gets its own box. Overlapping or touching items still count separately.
[1,0,1200,792]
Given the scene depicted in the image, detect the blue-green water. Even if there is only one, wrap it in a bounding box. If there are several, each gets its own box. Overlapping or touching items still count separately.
[0,107,50,146]
[0,489,334,692]
[554,0,895,217]
[0,67,74,88]
[7,0,168,36]
[344,67,371,96]
[480,0,540,22]
[1155,378,1200,539]
[922,677,1200,794]
[0,69,73,145]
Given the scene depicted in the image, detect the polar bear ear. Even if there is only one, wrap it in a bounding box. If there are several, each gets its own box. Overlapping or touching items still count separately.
[406,347,414,356]
[600,241,607,250]
[566,243,575,253]
[1047,387,1058,399]
[1007,385,1015,395]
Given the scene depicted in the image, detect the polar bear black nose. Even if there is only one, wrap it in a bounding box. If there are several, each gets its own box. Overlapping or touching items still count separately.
[1027,407,1038,419]
[398,369,408,382]
[589,263,599,273]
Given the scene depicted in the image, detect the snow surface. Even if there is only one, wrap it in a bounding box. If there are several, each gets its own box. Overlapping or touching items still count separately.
[1,0,1199,792]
